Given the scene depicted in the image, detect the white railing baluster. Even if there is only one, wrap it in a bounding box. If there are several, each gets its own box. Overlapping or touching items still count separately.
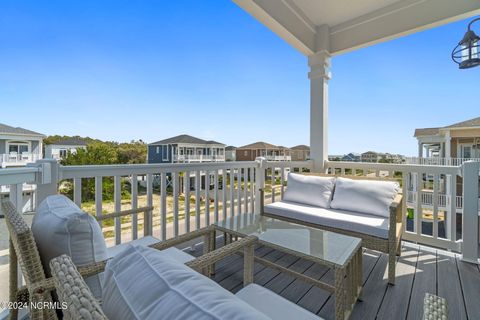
[184,171,190,234]
[146,173,153,237]
[249,167,255,214]
[205,170,210,226]
[131,174,138,240]
[280,168,285,199]
[73,178,81,207]
[213,170,219,223]
[448,174,456,241]
[160,172,167,240]
[195,170,201,229]
[172,172,179,237]
[229,169,234,217]
[416,171,422,236]
[114,176,122,245]
[222,170,227,220]
[237,168,242,214]
[243,168,248,212]
[271,167,276,203]
[433,174,439,239]
[95,177,103,227]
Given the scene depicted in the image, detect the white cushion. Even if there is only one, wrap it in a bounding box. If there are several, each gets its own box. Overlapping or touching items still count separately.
[264,201,389,239]
[283,173,335,208]
[32,195,107,299]
[102,244,270,320]
[330,177,399,218]
[236,284,321,320]
[107,236,195,263]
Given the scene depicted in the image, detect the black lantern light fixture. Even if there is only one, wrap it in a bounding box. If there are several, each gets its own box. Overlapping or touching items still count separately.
[452,17,480,69]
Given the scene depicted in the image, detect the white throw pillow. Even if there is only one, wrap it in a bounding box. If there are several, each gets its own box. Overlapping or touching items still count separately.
[330,177,399,218]
[283,173,335,208]
[102,244,270,320]
[32,195,107,299]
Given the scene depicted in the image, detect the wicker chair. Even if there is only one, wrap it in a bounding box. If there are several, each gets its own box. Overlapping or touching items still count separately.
[261,173,404,285]
[2,199,256,319]
[49,235,257,320]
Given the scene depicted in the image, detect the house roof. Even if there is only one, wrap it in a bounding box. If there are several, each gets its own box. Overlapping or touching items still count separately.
[414,128,440,137]
[444,116,480,129]
[225,146,236,150]
[48,138,87,146]
[291,145,310,150]
[237,141,279,149]
[0,123,45,137]
[149,134,225,146]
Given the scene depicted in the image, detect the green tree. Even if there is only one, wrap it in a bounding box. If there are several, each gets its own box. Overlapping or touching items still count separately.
[117,140,147,164]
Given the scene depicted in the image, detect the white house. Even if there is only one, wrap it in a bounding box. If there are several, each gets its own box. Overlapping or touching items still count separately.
[45,138,87,160]
[0,123,45,168]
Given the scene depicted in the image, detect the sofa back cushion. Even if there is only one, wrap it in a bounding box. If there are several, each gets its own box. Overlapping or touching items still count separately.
[102,244,270,320]
[283,173,335,208]
[330,177,399,218]
[32,195,107,299]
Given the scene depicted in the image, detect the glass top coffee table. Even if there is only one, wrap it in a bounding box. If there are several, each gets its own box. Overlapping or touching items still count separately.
[214,214,363,320]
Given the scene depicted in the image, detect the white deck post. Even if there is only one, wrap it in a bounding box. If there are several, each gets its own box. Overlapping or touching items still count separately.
[418,141,423,158]
[33,159,60,207]
[461,161,479,263]
[309,50,331,172]
[445,131,451,165]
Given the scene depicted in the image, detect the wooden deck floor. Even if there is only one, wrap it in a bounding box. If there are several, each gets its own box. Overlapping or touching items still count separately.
[187,239,480,320]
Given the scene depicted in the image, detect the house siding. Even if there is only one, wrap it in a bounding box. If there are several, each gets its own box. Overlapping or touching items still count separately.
[148,144,174,164]
[0,139,6,154]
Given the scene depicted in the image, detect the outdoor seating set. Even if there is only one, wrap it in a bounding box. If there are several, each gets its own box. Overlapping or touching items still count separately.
[3,173,448,319]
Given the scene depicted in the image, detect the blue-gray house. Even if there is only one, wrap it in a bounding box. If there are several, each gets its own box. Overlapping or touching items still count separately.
[148,134,226,164]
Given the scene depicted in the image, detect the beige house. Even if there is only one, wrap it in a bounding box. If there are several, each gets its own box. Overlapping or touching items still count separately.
[361,151,381,163]
[412,117,480,166]
[290,145,310,161]
[236,142,291,161]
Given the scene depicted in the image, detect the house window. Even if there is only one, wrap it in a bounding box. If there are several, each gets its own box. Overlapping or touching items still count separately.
[162,146,169,161]
[59,149,67,158]
[244,151,248,156]
[156,146,160,154]
[8,141,29,154]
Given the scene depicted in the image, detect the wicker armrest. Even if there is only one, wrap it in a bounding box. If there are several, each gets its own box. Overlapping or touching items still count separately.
[185,235,257,271]
[50,255,108,320]
[389,193,404,223]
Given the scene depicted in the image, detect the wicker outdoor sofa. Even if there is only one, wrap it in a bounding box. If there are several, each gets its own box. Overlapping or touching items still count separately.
[261,173,404,285]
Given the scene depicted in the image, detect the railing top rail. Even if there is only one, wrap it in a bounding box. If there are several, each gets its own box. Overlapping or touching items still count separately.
[325,160,460,175]
[264,160,313,168]
[60,161,259,179]
[0,166,40,185]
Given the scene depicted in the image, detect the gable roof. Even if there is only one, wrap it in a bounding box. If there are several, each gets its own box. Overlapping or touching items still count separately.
[291,145,310,150]
[445,117,480,129]
[225,146,236,150]
[48,138,87,146]
[237,141,279,149]
[0,123,45,137]
[149,134,225,146]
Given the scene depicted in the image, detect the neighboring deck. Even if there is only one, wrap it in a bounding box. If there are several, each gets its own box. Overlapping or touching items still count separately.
[188,239,480,320]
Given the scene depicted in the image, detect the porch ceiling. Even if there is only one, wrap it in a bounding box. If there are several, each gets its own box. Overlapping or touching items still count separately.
[233,0,480,56]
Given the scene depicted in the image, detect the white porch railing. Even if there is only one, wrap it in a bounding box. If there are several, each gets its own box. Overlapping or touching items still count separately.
[1,158,478,261]
[406,157,480,166]
[172,154,225,162]
[0,153,41,168]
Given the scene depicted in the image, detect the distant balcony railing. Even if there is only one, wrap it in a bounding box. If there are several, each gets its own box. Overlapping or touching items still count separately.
[173,154,225,162]
[405,157,480,166]
[265,155,291,161]
[0,153,40,168]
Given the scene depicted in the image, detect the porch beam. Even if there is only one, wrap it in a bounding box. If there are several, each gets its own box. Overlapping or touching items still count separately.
[329,0,480,55]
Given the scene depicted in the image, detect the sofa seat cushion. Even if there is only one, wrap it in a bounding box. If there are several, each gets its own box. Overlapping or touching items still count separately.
[102,244,270,320]
[264,201,389,239]
[283,173,335,208]
[236,284,321,320]
[107,235,195,263]
[330,177,399,218]
[32,195,108,299]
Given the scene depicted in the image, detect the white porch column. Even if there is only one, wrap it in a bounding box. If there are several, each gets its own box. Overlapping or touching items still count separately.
[461,161,479,263]
[418,141,423,158]
[309,50,331,172]
[445,131,451,163]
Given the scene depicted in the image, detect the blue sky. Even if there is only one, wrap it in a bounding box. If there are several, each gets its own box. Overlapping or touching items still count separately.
[0,1,478,156]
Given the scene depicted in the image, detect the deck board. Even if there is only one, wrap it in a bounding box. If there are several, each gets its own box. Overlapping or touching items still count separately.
[189,240,480,320]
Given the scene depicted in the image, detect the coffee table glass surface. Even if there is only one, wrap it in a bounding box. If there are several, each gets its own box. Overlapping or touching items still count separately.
[214,214,361,268]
